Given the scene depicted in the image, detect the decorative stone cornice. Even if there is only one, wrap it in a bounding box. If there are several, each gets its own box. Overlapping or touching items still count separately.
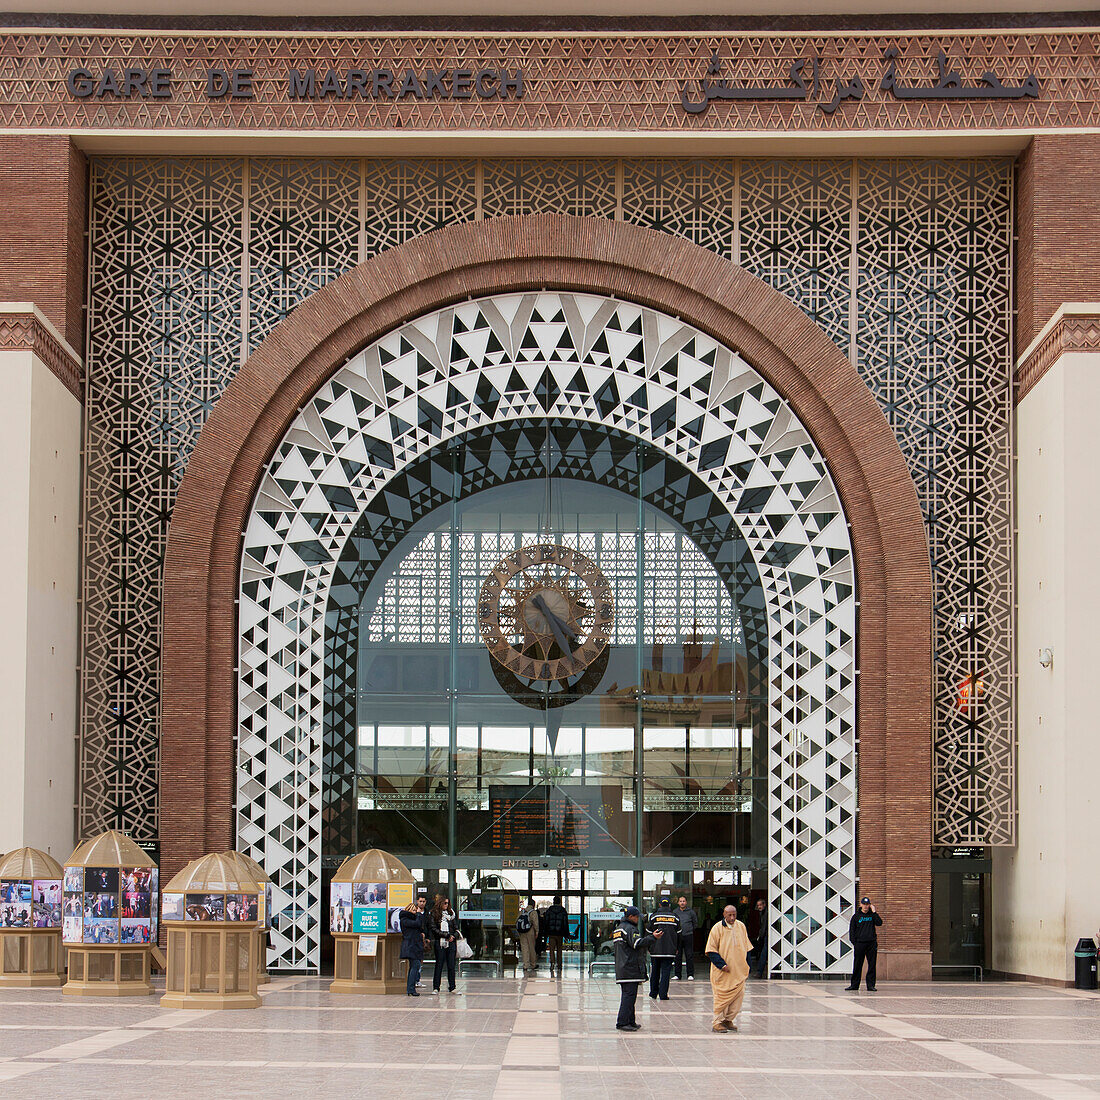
[1015,306,1100,403]
[0,307,83,400]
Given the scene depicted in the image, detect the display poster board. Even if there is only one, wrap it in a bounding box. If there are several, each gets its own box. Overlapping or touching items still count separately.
[0,880,33,928]
[357,934,378,956]
[330,882,353,933]
[387,882,413,910]
[32,879,62,928]
[64,865,157,945]
[161,892,184,922]
[353,904,387,934]
[503,893,520,928]
[351,881,389,934]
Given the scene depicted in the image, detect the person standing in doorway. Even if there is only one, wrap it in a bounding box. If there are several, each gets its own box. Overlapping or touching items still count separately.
[846,896,883,991]
[612,905,662,1031]
[705,903,751,1033]
[400,896,428,997]
[429,895,461,995]
[646,897,681,1001]
[516,896,540,974]
[747,897,768,979]
[673,895,698,981]
[543,894,569,977]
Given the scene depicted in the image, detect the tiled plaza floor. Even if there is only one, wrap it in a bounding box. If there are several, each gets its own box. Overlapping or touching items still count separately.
[2,971,1100,1098]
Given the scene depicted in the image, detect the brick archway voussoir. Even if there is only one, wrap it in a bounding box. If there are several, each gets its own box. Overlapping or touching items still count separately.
[161,214,931,975]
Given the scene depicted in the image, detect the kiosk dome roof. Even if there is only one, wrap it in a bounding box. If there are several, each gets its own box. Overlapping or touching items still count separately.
[66,829,154,868]
[0,846,63,880]
[218,850,270,884]
[332,848,412,884]
[165,852,262,895]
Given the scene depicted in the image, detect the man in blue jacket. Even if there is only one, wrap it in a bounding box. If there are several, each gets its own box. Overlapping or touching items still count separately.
[611,906,664,1031]
[846,896,883,992]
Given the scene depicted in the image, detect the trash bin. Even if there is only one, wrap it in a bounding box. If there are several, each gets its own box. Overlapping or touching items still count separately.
[1074,938,1098,990]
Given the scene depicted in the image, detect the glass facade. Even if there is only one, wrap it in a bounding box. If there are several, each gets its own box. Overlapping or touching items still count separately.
[328,431,767,882]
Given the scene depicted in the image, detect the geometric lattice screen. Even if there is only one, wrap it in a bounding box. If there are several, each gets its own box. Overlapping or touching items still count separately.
[82,157,1013,850]
[238,291,857,970]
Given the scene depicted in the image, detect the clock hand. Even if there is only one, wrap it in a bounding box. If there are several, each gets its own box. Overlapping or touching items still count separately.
[531,593,576,655]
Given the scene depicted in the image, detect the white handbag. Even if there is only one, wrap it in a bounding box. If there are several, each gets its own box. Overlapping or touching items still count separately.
[456,935,474,960]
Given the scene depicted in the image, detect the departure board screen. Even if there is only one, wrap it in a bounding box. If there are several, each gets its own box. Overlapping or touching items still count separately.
[488,785,623,855]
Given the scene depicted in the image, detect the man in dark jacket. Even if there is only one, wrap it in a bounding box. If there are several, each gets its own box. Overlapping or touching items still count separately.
[846,896,883,992]
[612,905,663,1031]
[646,898,681,1001]
[747,897,768,979]
[543,894,569,977]
[399,897,428,997]
[673,895,698,981]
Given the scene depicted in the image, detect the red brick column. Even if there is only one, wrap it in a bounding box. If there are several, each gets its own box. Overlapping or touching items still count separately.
[161,214,932,973]
[0,136,86,351]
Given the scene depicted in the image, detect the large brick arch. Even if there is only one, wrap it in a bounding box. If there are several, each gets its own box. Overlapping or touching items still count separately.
[162,214,932,976]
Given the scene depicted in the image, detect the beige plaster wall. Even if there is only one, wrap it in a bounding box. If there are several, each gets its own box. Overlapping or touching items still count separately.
[0,347,80,861]
[996,349,1100,982]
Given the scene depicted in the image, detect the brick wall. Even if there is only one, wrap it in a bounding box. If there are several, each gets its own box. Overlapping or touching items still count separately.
[160,214,933,967]
[1016,134,1100,361]
[0,135,86,350]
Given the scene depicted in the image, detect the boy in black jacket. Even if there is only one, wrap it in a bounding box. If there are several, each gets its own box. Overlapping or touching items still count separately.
[846,896,883,991]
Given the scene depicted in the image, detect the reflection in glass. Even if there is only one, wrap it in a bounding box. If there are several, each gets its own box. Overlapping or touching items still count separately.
[338,434,768,871]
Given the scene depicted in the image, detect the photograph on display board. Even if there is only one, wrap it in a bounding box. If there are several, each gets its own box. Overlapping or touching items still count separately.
[224,894,254,922]
[161,893,184,922]
[85,867,119,894]
[353,882,387,907]
[33,900,61,928]
[33,879,62,909]
[0,881,31,904]
[62,913,82,943]
[63,894,82,918]
[330,882,352,933]
[63,866,83,893]
[185,893,225,921]
[122,886,150,918]
[120,917,152,944]
[122,866,152,894]
[85,891,117,919]
[1,900,31,928]
[84,916,119,944]
[264,882,273,929]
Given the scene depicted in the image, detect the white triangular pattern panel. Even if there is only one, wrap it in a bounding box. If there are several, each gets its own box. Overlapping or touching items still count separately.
[238,291,857,973]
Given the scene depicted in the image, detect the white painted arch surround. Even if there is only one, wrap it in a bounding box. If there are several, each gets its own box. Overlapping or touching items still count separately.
[237,290,857,972]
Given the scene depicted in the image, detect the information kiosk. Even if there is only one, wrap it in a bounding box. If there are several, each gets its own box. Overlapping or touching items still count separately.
[161,852,262,1009]
[62,830,157,996]
[328,849,414,995]
[0,847,64,987]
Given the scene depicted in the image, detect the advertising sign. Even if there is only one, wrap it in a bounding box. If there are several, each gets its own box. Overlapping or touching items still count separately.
[352,905,387,934]
[387,882,413,909]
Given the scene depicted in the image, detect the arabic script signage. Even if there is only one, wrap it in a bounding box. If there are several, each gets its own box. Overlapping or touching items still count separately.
[681,47,1040,115]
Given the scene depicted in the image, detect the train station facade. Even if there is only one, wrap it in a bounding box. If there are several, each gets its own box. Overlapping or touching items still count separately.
[0,4,1097,983]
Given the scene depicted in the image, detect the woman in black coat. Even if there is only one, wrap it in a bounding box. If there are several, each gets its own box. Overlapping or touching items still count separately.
[399,898,428,996]
[428,895,462,994]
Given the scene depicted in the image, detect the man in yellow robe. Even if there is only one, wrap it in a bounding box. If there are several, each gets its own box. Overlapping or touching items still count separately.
[704,903,751,1032]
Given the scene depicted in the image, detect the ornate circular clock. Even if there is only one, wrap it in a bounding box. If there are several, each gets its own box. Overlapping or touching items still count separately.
[478,542,614,708]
